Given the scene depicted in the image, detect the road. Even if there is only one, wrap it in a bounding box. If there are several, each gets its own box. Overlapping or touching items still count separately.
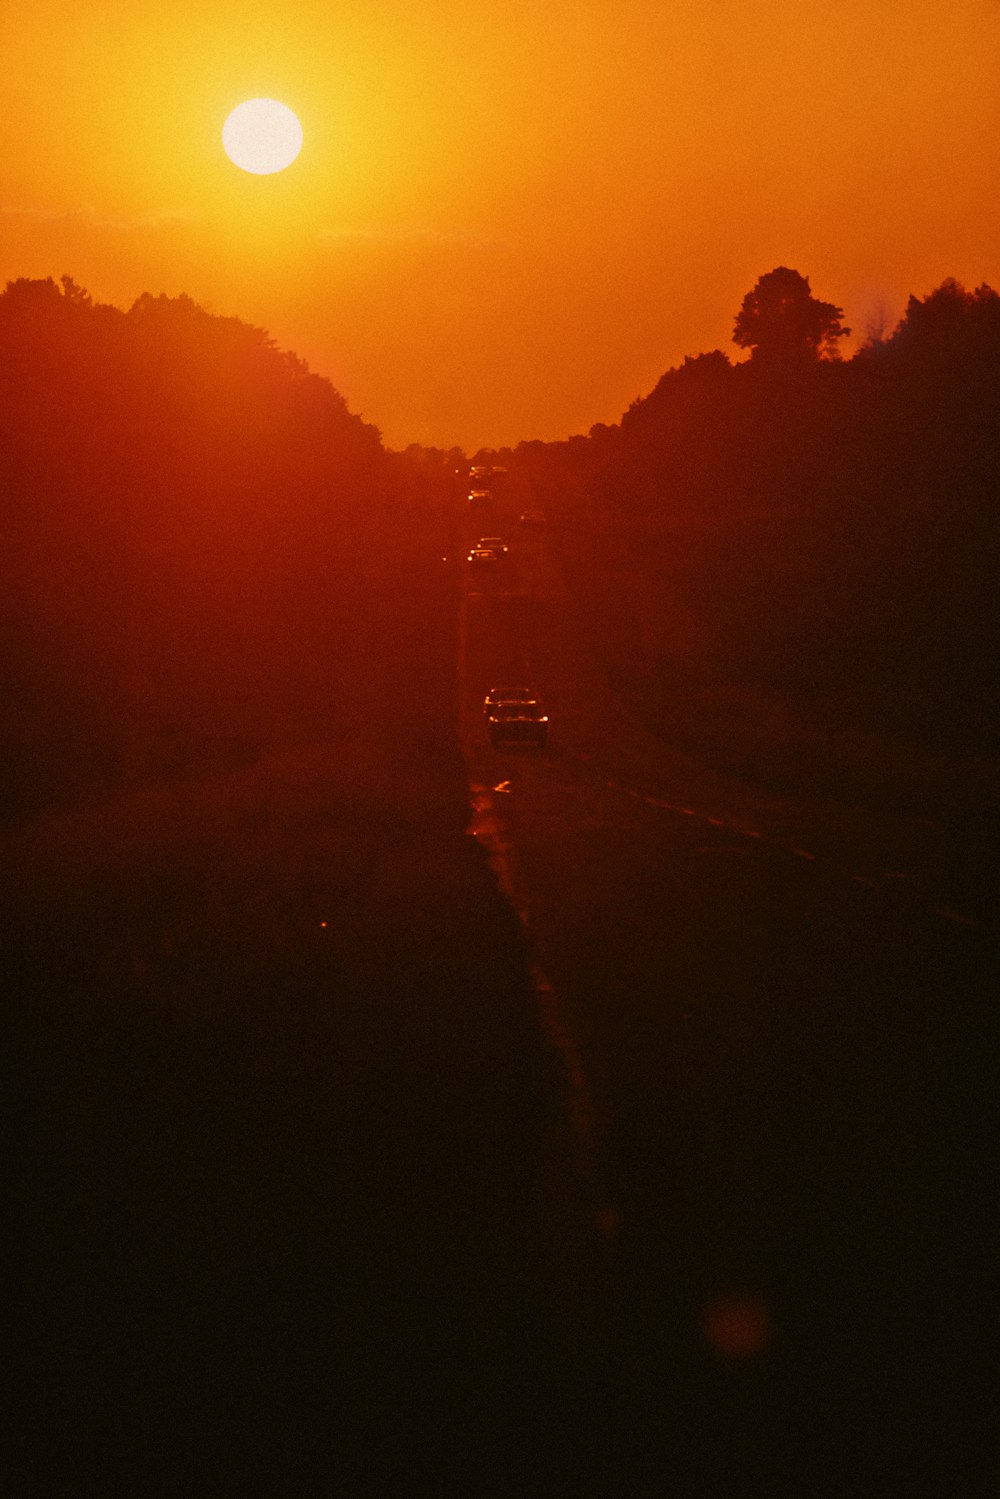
[458,503,996,1496]
[7,500,994,1497]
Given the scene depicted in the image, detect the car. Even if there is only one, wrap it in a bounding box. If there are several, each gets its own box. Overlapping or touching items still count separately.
[483,685,538,716]
[476,536,508,557]
[487,696,548,748]
[467,546,499,566]
[468,489,493,508]
[518,510,546,528]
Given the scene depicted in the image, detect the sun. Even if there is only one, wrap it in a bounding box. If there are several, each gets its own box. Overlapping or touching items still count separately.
[222,99,303,175]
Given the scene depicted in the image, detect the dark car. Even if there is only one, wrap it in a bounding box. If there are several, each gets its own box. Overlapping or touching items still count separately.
[483,686,537,716]
[486,693,548,748]
[476,535,508,557]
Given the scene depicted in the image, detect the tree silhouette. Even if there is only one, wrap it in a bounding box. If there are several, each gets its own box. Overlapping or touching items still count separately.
[885,277,1000,367]
[733,266,849,366]
[0,275,445,813]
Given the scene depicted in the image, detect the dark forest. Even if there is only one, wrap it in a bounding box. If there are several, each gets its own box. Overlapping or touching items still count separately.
[3,267,997,821]
[1,274,456,819]
[500,272,1000,774]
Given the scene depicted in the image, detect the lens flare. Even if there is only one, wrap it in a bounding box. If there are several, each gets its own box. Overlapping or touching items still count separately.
[703,1294,771,1358]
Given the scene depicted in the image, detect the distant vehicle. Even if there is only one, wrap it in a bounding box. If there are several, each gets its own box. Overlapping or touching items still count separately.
[476,536,508,557]
[483,686,538,717]
[467,546,499,566]
[468,489,493,509]
[486,692,548,749]
[518,510,546,528]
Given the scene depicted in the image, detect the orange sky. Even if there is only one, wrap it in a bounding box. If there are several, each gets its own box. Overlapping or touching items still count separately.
[3,0,998,451]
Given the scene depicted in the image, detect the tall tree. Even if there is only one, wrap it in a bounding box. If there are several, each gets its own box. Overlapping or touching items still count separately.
[733,266,849,366]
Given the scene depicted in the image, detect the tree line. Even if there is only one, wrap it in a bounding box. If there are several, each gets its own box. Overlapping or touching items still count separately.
[484,269,1000,757]
[0,276,455,818]
[3,264,997,820]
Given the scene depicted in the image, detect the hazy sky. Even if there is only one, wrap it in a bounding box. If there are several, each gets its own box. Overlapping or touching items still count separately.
[3,1,998,451]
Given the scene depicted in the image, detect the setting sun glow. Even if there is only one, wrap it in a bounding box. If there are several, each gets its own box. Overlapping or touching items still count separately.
[3,2,999,449]
[222,99,303,175]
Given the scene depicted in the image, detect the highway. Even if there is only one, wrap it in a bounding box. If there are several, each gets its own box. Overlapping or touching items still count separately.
[458,498,996,1495]
[7,492,994,1496]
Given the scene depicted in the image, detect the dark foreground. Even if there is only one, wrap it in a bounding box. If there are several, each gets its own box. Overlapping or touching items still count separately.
[7,521,998,1497]
[7,743,996,1497]
[6,752,610,1496]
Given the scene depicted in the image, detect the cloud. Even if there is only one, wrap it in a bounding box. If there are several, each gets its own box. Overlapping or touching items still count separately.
[318,223,502,250]
[0,203,200,234]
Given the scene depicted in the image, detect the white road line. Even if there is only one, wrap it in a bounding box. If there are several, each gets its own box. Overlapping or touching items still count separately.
[562,748,987,932]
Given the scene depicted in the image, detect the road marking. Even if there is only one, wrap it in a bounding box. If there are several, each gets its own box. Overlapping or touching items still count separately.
[468,784,617,1249]
[561,749,988,933]
[932,906,983,929]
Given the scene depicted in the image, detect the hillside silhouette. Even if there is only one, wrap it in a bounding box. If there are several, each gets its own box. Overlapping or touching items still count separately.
[0,275,465,819]
[489,271,1000,781]
[4,268,998,818]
